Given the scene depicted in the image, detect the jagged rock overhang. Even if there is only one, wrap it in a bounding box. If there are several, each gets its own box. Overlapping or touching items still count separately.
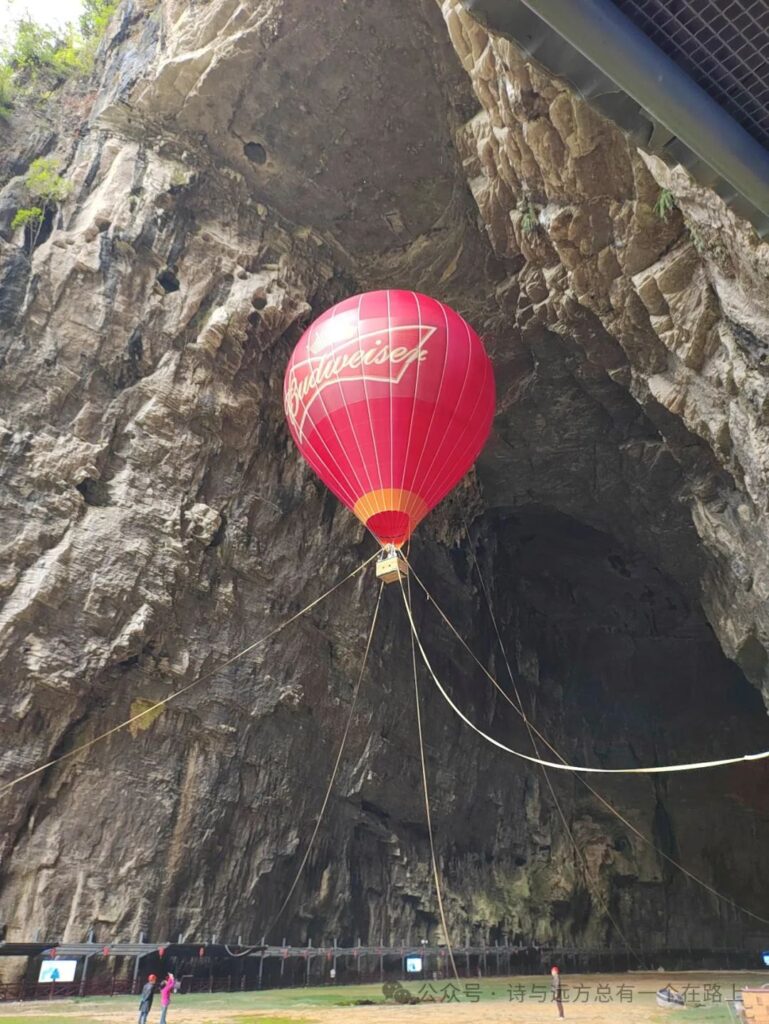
[459,0,769,237]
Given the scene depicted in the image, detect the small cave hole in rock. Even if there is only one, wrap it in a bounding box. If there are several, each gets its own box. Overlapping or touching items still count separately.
[243,141,267,164]
[116,654,140,671]
[76,477,111,507]
[208,511,227,548]
[156,267,180,293]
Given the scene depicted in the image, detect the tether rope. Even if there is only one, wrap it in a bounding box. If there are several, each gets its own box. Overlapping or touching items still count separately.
[402,573,460,981]
[0,553,377,798]
[406,558,769,929]
[259,583,384,945]
[458,517,642,962]
[400,566,769,775]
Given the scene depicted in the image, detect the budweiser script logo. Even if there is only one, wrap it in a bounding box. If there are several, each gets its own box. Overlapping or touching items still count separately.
[285,323,437,440]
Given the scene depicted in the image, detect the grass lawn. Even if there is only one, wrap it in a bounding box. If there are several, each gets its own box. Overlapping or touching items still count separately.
[0,1019,105,1024]
[673,1010,733,1023]
[219,1019,314,1024]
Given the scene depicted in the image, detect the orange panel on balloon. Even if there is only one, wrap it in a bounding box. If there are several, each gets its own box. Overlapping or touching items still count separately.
[283,290,495,546]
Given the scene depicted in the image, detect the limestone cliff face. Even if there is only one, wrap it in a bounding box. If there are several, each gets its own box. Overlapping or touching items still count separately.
[1,0,769,956]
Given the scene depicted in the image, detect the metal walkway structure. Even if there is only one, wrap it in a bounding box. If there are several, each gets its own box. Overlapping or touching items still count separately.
[461,0,769,235]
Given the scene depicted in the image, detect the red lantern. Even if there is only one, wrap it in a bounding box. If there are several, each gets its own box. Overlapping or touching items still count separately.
[102,946,110,957]
[199,947,205,958]
[158,947,165,958]
[284,290,495,548]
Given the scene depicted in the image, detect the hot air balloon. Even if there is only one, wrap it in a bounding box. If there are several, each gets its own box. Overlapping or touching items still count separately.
[283,290,494,580]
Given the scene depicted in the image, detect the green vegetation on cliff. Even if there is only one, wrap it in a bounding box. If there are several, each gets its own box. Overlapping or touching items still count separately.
[11,157,72,254]
[0,0,118,118]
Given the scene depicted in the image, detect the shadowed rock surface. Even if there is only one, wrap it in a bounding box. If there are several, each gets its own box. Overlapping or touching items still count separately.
[1,0,769,959]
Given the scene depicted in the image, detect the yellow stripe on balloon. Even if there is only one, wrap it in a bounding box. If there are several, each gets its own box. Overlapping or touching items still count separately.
[353,488,428,539]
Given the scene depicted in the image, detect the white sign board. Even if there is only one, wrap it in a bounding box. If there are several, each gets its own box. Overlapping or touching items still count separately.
[39,959,77,983]
[405,956,423,973]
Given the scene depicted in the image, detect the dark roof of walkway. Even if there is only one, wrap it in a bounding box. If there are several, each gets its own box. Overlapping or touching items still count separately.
[0,942,265,959]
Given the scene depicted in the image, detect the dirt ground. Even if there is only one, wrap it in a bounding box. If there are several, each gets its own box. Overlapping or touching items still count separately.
[126,1006,720,1024]
[0,972,756,1023]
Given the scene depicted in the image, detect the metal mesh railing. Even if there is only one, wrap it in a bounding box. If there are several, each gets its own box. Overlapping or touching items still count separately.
[610,0,769,150]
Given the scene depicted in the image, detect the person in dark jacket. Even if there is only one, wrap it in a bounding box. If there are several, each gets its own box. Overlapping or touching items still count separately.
[551,965,564,1018]
[138,973,157,1024]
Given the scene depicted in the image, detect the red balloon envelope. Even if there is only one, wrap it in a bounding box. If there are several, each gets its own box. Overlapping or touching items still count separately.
[283,290,495,547]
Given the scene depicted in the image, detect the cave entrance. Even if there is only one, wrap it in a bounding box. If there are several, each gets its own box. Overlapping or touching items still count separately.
[473,507,769,764]
[454,506,769,949]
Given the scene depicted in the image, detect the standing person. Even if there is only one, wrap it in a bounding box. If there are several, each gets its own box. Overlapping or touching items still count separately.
[159,972,175,1024]
[138,974,156,1024]
[551,965,564,1018]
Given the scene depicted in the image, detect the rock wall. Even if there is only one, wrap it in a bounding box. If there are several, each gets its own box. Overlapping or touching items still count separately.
[444,0,769,697]
[1,0,768,957]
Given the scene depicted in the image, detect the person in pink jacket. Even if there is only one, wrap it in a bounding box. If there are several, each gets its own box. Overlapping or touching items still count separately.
[159,973,175,1024]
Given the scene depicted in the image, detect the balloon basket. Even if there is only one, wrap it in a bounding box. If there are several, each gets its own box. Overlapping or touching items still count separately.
[375,549,408,584]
